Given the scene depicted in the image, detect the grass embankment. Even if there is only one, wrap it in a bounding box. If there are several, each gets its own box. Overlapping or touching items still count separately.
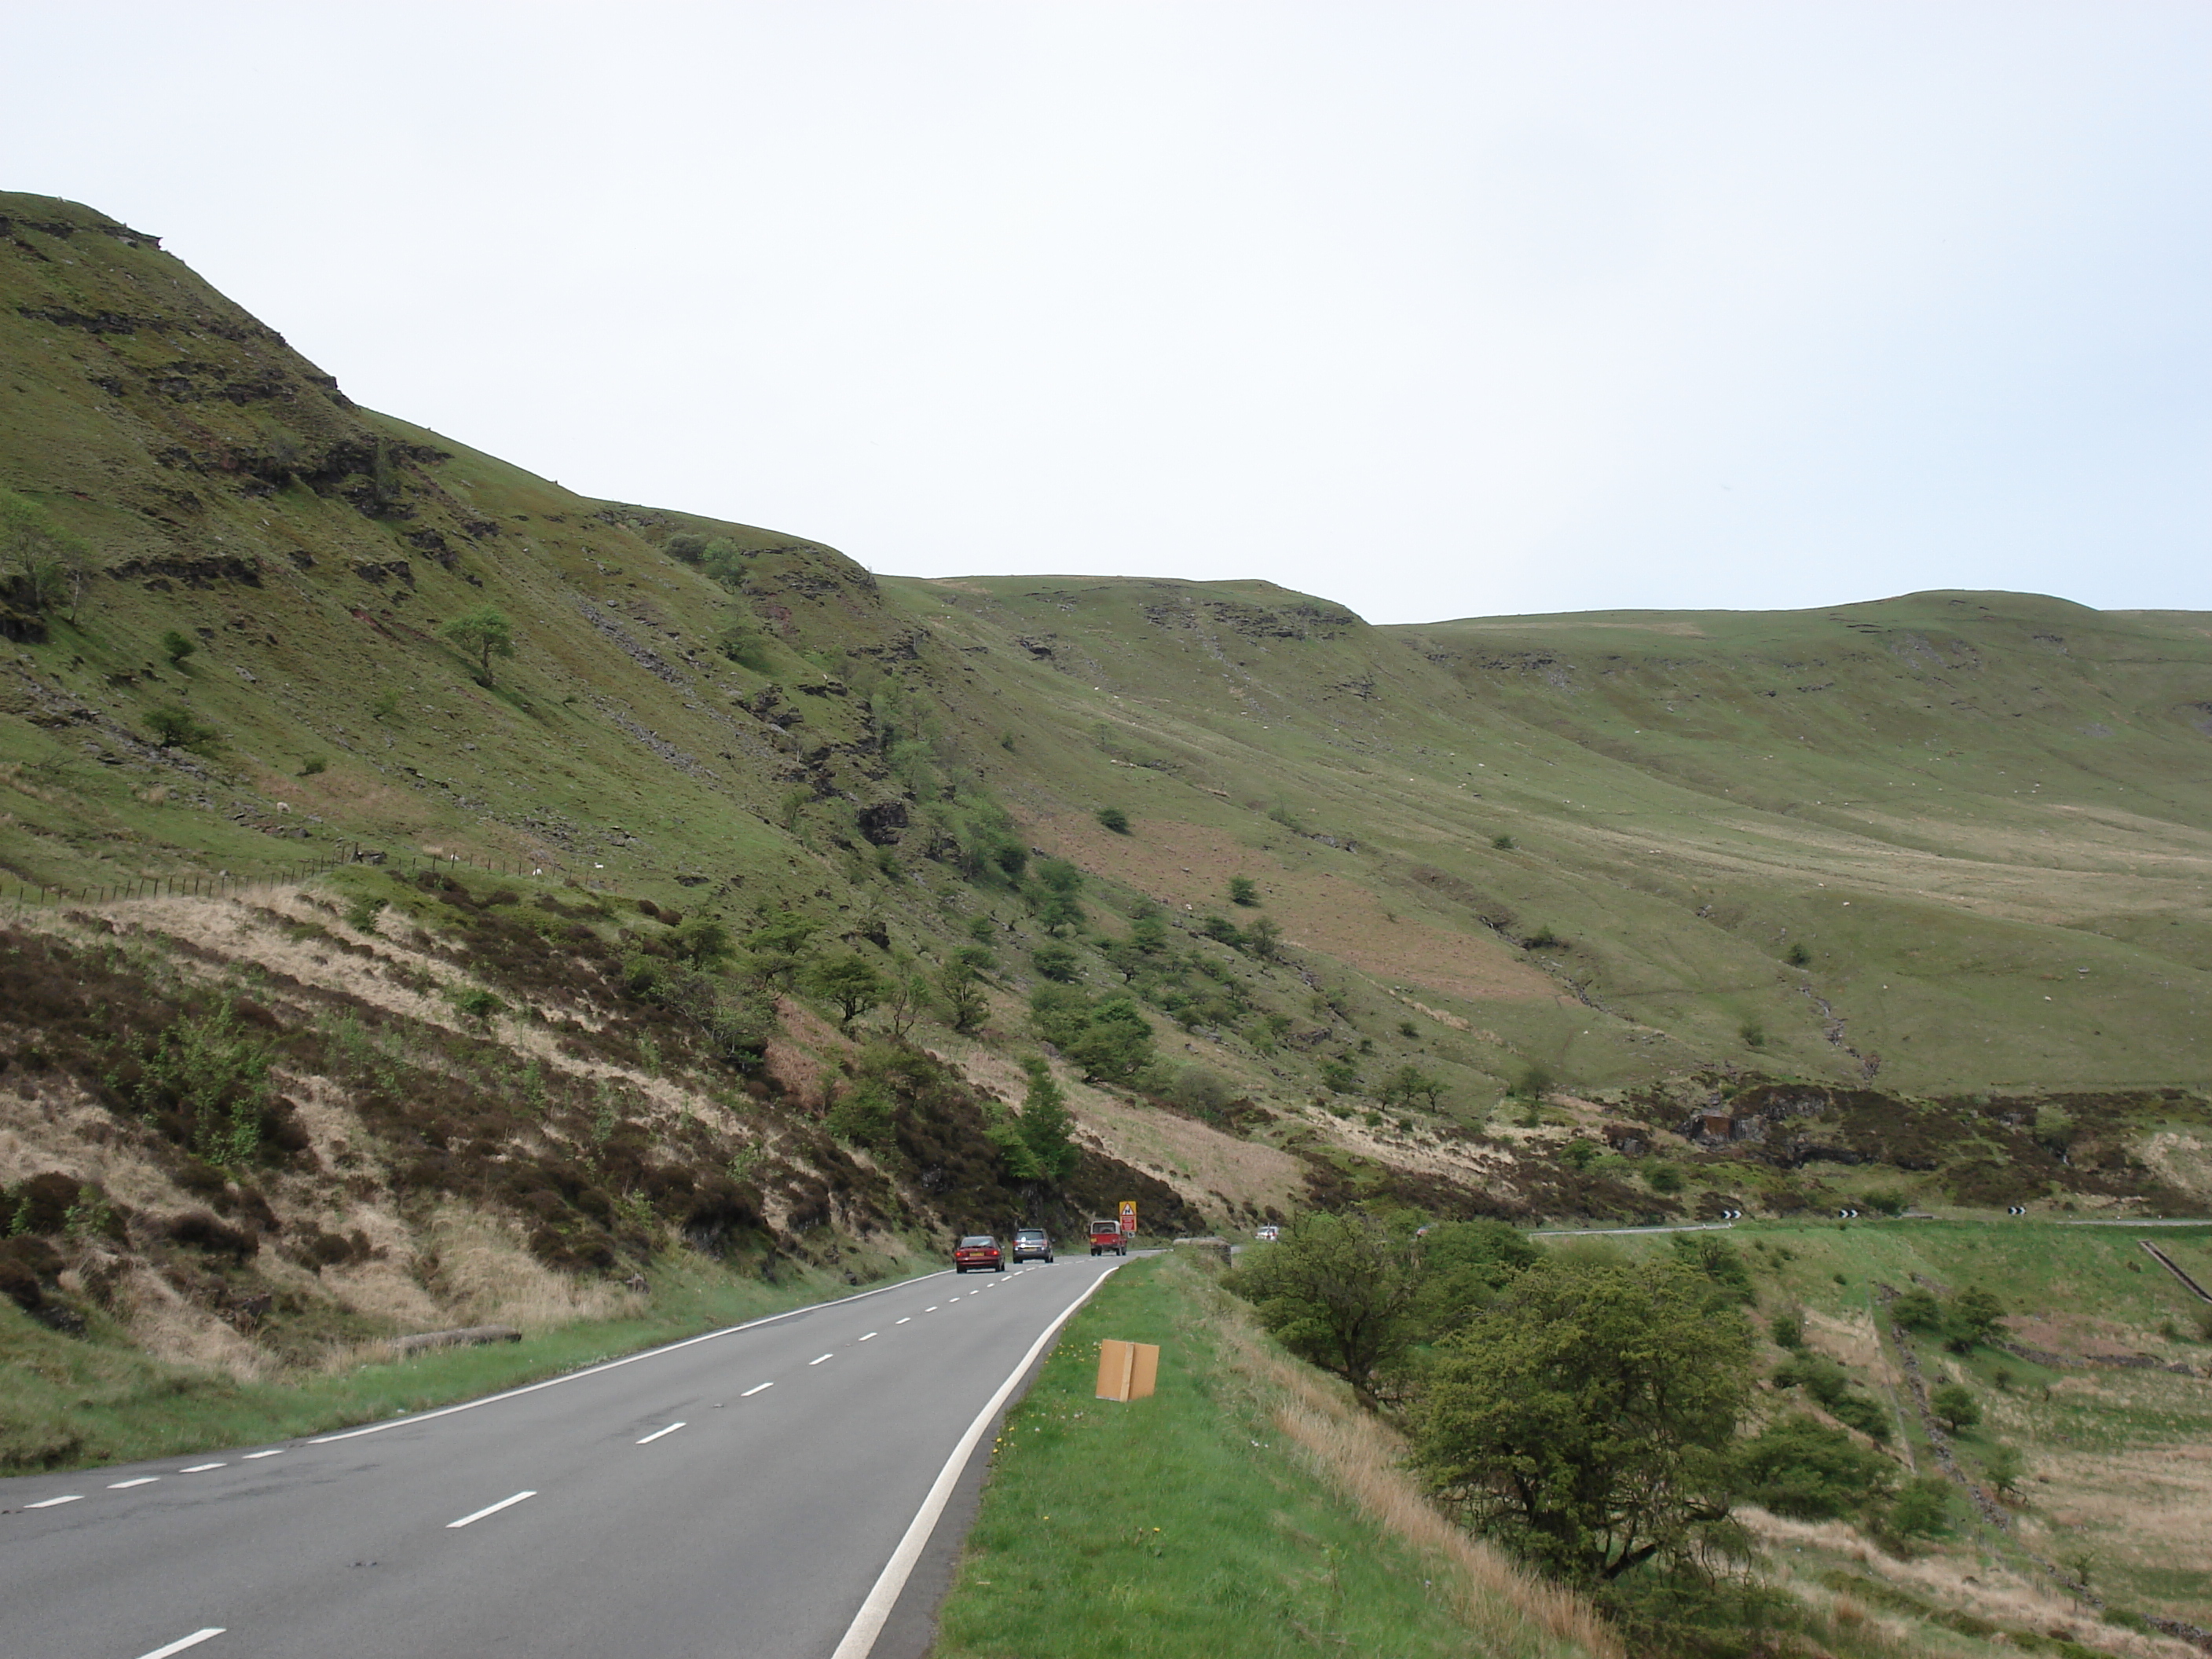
[0,1254,934,1474]
[1610,1220,2212,1638]
[933,1251,1615,1659]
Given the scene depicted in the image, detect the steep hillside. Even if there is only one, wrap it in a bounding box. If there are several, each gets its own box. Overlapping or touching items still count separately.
[3,192,2210,1418]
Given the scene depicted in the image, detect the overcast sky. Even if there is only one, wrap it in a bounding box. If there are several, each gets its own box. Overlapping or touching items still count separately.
[8,2,2207,624]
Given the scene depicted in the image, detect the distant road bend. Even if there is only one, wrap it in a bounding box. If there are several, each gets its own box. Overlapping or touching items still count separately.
[2,1257,1125,1659]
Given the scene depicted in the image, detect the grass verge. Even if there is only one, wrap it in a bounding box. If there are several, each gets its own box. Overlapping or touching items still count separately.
[0,1252,938,1475]
[932,1249,1615,1659]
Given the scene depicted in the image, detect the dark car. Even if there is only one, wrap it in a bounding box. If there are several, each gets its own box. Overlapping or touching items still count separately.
[1010,1228,1053,1263]
[953,1235,1005,1273]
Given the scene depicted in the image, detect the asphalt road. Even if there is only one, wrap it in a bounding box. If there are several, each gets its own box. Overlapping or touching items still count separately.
[1,1254,1126,1659]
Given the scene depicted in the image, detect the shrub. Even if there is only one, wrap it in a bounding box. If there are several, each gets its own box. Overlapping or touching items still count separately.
[1735,1416,1896,1519]
[1522,927,1562,950]
[1785,943,1811,968]
[160,629,197,666]
[1229,876,1259,906]
[449,986,506,1022]
[440,604,516,684]
[1031,943,1080,983]
[1490,833,1515,850]
[665,532,708,562]
[1198,915,1242,947]
[719,622,774,673]
[1769,1309,1806,1350]
[1943,1285,2005,1353]
[1318,1058,1358,1094]
[826,1079,896,1149]
[1094,806,1130,834]
[1887,1474,1953,1538]
[1510,1062,1554,1100]
[1891,1287,1943,1331]
[1739,1020,1767,1049]
[1647,1163,1684,1194]
[298,756,328,777]
[167,1209,258,1262]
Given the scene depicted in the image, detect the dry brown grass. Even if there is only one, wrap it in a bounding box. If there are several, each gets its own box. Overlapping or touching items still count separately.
[1198,1276,1623,1659]
[1024,809,1561,1003]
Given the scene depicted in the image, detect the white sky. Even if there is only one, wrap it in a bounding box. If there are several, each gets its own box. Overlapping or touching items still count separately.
[7,2,2207,624]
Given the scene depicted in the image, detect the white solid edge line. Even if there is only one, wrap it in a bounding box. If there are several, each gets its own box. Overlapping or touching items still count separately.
[636,1422,686,1445]
[309,1269,953,1443]
[447,1489,537,1529]
[134,1629,225,1659]
[830,1262,1124,1659]
[741,1381,773,1397]
[25,1494,83,1507]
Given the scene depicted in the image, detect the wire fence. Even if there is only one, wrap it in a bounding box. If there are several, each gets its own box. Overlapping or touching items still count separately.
[5,843,576,914]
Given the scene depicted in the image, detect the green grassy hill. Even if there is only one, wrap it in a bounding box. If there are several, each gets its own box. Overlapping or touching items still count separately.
[2,191,2210,1412]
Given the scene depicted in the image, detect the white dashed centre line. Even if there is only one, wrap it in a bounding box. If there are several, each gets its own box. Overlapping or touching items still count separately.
[924,1306,938,1313]
[24,1494,82,1508]
[635,1422,686,1445]
[741,1382,774,1397]
[808,1353,833,1365]
[859,1331,877,1341]
[134,1628,225,1659]
[447,1489,536,1529]
[181,1463,225,1474]
[895,1317,911,1324]
[243,1448,284,1459]
[108,1478,160,1489]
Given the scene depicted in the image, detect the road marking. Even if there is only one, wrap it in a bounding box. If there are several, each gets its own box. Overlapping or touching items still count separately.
[924,1306,938,1313]
[108,1478,160,1489]
[635,1422,686,1445]
[134,1630,225,1658]
[859,1331,877,1340]
[741,1382,773,1397]
[808,1353,833,1365]
[309,1268,953,1443]
[447,1490,536,1529]
[181,1463,225,1473]
[25,1494,82,1507]
[832,1263,1128,1659]
[895,1317,911,1324]
[243,1448,284,1459]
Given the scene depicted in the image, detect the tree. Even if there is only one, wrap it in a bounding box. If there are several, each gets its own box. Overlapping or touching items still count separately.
[1095,805,1130,834]
[743,917,820,990]
[1985,1441,2025,1498]
[1229,876,1259,906]
[145,705,217,750]
[881,969,929,1041]
[0,488,90,620]
[441,605,516,683]
[1943,1285,2005,1353]
[669,915,733,970]
[1407,1257,1756,1584]
[1016,1057,1079,1183]
[1226,1210,1423,1404]
[1887,1474,1952,1539]
[160,629,197,668]
[808,953,888,1028]
[1378,1063,1444,1111]
[826,1079,895,1149]
[1930,1381,1979,1434]
[936,958,988,1033]
[1243,916,1282,961]
[1066,996,1155,1084]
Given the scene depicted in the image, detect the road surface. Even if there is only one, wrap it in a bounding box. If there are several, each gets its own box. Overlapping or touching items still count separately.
[1,1255,1123,1659]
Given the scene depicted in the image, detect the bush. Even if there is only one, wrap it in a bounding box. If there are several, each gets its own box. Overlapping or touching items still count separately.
[1785,942,1811,968]
[826,1079,896,1149]
[1739,1020,1766,1049]
[449,986,505,1023]
[1031,943,1080,983]
[1229,876,1259,906]
[1769,1310,1806,1350]
[1509,1063,1553,1100]
[1887,1474,1953,1538]
[167,1209,258,1262]
[1646,1162,1684,1194]
[1735,1416,1896,1519]
[1490,833,1515,850]
[1891,1287,1943,1331]
[160,629,197,666]
[1095,805,1130,834]
[719,622,774,673]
